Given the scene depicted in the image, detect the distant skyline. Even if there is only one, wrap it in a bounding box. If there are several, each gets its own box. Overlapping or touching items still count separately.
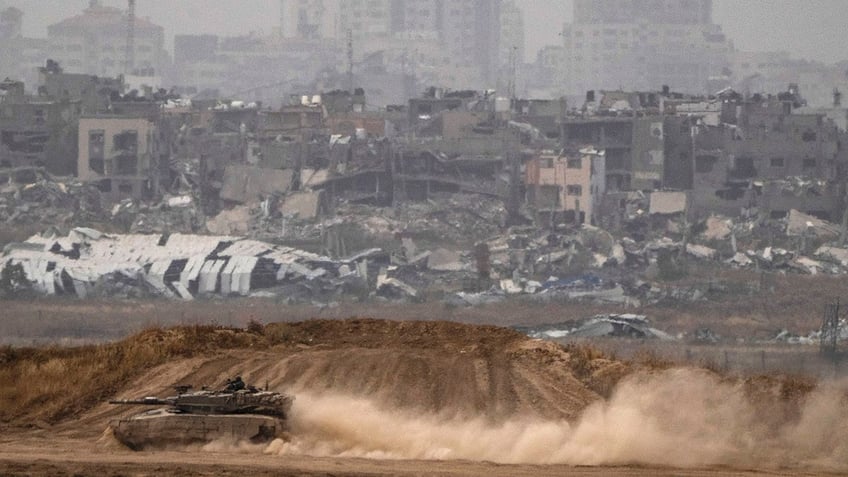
[5,0,847,64]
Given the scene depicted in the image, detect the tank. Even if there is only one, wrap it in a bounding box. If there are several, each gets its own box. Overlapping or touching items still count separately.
[109,378,294,450]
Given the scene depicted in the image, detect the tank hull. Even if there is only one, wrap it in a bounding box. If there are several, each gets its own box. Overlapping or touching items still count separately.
[111,410,286,450]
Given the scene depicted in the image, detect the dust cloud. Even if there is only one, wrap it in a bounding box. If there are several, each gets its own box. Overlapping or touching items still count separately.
[263,369,848,468]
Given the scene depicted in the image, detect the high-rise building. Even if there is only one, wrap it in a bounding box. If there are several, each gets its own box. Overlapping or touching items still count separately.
[280,0,341,39]
[0,5,21,39]
[573,0,713,25]
[562,0,731,95]
[47,0,166,77]
[498,0,524,92]
[0,7,48,89]
[440,0,501,85]
[339,0,392,37]
[392,0,442,38]
[174,34,219,65]
[292,0,502,86]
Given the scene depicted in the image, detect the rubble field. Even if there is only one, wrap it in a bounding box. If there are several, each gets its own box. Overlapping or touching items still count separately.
[6,159,848,328]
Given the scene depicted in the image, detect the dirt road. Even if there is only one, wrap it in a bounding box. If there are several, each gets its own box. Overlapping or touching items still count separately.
[0,438,836,477]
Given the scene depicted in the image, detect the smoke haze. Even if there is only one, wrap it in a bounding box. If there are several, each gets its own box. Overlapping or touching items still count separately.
[8,0,848,63]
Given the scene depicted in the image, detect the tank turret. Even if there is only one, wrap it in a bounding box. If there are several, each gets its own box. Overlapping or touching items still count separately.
[110,385,293,417]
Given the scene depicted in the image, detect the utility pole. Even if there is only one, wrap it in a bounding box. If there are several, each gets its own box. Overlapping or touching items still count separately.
[346,29,354,94]
[125,0,136,75]
[505,130,522,226]
[821,299,840,358]
[509,45,518,101]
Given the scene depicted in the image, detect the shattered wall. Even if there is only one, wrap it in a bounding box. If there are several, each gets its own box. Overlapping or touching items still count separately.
[326,112,388,137]
[279,106,324,140]
[0,99,80,175]
[662,115,694,190]
[630,118,665,191]
[561,117,634,192]
[689,108,845,219]
[39,71,122,114]
[440,111,491,140]
[220,165,294,204]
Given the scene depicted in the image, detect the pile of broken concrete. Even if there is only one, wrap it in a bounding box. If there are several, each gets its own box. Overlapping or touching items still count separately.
[0,167,104,226]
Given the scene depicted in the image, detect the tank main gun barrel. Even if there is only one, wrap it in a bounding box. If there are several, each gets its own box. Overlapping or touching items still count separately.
[109,397,175,406]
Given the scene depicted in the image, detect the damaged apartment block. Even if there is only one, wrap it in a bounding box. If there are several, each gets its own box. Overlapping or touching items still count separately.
[0,77,80,175]
[525,147,606,225]
[688,88,848,220]
[78,116,162,202]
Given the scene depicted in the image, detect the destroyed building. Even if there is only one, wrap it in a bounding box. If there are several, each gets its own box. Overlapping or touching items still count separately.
[525,148,606,225]
[0,77,80,175]
[689,90,848,220]
[78,115,164,202]
[37,64,124,114]
[561,112,668,192]
[559,86,848,224]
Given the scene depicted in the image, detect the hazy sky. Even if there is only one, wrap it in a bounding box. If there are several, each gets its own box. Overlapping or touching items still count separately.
[6,0,847,64]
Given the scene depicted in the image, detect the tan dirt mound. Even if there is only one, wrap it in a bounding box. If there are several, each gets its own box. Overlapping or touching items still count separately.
[94,320,623,431]
[5,319,848,472]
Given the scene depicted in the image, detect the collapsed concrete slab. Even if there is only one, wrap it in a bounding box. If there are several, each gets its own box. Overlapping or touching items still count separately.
[702,216,732,240]
[300,168,329,189]
[649,191,687,215]
[206,205,251,235]
[428,248,464,271]
[686,243,717,260]
[376,273,417,298]
[279,190,325,219]
[220,165,294,204]
[518,314,674,341]
[787,209,839,238]
[816,246,848,266]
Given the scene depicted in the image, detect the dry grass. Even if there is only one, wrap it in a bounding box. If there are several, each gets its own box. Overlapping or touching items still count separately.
[0,319,525,425]
[562,342,610,377]
[0,325,266,425]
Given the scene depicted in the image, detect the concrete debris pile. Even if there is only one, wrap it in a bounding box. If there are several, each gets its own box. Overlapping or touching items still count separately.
[689,210,848,275]
[786,209,840,238]
[534,275,633,305]
[481,225,616,278]
[10,166,848,304]
[701,215,732,240]
[768,320,848,346]
[348,193,507,245]
[721,245,848,275]
[0,228,385,301]
[516,314,675,341]
[0,167,103,226]
[116,195,206,234]
[692,327,721,344]
[770,329,820,346]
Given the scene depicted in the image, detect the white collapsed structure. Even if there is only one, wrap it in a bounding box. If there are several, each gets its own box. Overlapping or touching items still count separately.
[0,227,377,299]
